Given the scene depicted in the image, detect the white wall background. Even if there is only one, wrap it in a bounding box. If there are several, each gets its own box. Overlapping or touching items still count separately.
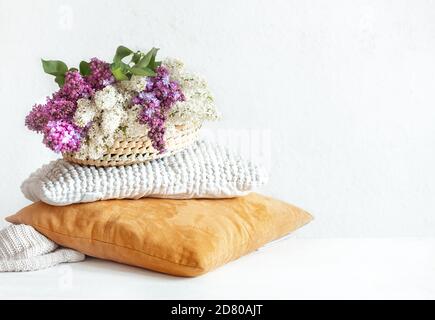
[1,0,434,237]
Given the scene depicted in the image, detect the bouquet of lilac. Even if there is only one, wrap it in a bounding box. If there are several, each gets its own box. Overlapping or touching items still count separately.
[25,46,218,160]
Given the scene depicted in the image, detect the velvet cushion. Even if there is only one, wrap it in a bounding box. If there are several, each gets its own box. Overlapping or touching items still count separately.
[6,193,312,277]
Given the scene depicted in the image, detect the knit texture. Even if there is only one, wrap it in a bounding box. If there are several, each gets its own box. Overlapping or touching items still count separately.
[0,224,56,259]
[0,224,85,272]
[21,140,268,206]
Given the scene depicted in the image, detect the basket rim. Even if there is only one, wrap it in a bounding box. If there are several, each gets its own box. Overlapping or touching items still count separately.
[62,123,201,167]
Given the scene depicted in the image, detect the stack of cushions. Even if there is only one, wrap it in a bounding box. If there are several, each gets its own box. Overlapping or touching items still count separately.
[7,140,312,277]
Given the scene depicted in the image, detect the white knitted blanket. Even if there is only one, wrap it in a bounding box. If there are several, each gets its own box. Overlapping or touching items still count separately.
[0,224,85,272]
[21,140,268,206]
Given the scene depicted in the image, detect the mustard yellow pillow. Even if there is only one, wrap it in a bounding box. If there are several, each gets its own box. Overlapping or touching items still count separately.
[6,193,312,277]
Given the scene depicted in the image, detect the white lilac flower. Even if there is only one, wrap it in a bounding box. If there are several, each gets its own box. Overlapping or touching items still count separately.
[101,104,125,136]
[122,105,149,138]
[74,123,106,159]
[94,85,123,110]
[74,98,96,127]
[118,75,149,93]
[163,58,219,125]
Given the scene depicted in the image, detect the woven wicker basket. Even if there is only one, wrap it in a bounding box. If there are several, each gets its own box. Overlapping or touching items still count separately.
[63,124,201,167]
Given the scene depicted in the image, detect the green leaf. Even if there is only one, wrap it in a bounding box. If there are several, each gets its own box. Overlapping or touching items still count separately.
[79,61,91,76]
[130,67,156,76]
[131,52,142,64]
[113,45,133,63]
[54,74,65,87]
[119,61,131,72]
[110,63,129,81]
[41,59,68,76]
[148,49,160,70]
[136,47,159,69]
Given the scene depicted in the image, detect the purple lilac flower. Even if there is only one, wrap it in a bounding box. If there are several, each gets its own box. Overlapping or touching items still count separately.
[26,69,98,152]
[43,120,82,153]
[25,99,77,133]
[87,58,115,90]
[57,71,94,101]
[25,104,49,133]
[132,66,185,152]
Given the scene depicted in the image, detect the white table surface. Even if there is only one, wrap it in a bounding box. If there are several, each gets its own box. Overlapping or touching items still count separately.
[1,237,434,300]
